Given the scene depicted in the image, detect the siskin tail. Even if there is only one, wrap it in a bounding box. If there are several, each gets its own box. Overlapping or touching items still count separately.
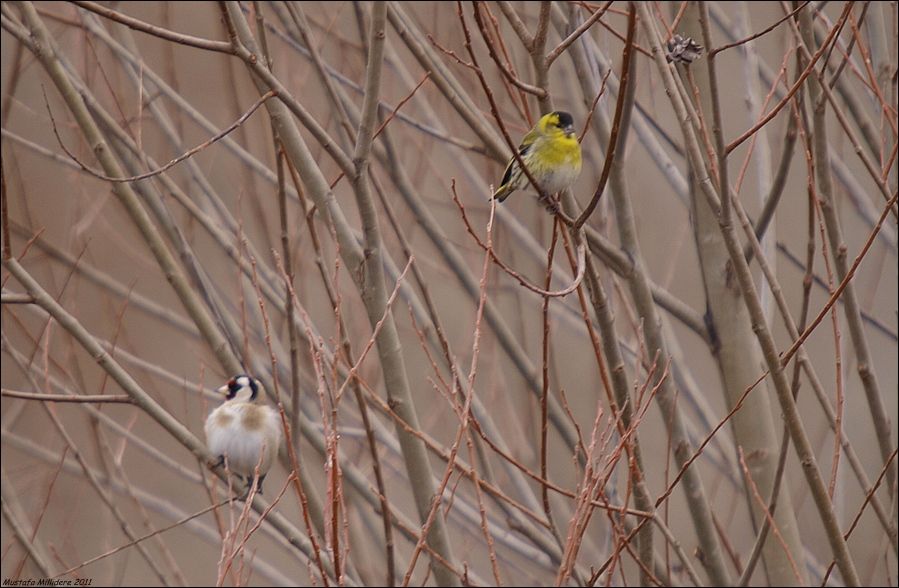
[492,184,511,202]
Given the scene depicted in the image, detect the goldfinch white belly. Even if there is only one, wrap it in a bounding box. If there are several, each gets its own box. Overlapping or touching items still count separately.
[205,401,281,479]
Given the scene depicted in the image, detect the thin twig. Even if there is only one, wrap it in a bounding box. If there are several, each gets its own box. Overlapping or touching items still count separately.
[1,389,133,403]
[452,184,585,298]
[471,2,547,98]
[737,448,804,583]
[574,4,636,229]
[820,449,899,586]
[779,187,899,366]
[72,1,233,53]
[725,2,853,154]
[709,1,811,56]
[545,1,612,67]
[46,90,276,183]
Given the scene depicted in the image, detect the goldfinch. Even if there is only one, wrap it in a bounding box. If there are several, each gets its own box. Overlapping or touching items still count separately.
[492,111,582,202]
[205,374,282,493]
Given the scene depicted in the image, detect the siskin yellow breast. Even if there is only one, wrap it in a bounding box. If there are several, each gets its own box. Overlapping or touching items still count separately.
[527,133,582,195]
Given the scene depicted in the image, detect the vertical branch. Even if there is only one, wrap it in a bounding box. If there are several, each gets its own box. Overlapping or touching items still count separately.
[276,147,303,462]
[639,4,862,585]
[574,4,636,229]
[540,218,559,525]
[223,1,459,583]
[252,0,305,470]
[1,160,10,260]
[352,2,386,166]
[350,3,460,586]
[564,3,732,584]
[794,1,897,496]
[531,1,553,112]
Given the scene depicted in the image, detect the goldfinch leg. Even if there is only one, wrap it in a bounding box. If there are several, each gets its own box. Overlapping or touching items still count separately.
[238,478,253,501]
[237,475,265,500]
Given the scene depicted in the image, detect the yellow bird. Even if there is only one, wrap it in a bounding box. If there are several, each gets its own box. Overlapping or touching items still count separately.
[493,111,582,202]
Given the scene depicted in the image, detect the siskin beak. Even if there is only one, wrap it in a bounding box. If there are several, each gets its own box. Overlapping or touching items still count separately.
[564,124,575,136]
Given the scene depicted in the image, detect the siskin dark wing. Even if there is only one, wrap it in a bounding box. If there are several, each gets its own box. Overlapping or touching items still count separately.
[495,143,531,201]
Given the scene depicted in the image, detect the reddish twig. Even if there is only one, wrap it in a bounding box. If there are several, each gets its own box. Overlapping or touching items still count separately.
[578,68,613,143]
[401,197,496,587]
[328,71,431,190]
[780,191,899,367]
[710,1,811,57]
[452,182,584,297]
[332,257,414,403]
[820,449,899,586]
[574,3,636,230]
[45,89,276,183]
[250,253,332,587]
[540,218,559,527]
[545,1,613,67]
[55,496,238,578]
[725,2,853,154]
[737,448,804,583]
[470,2,547,97]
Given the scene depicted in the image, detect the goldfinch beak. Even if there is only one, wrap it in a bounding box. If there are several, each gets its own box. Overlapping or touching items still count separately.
[217,384,229,396]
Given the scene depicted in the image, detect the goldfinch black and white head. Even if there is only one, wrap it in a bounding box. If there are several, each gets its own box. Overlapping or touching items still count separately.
[205,374,281,494]
[218,374,265,403]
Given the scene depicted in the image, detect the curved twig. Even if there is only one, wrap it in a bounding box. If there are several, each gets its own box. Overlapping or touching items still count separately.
[452,184,585,298]
[72,1,234,54]
[45,89,276,184]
